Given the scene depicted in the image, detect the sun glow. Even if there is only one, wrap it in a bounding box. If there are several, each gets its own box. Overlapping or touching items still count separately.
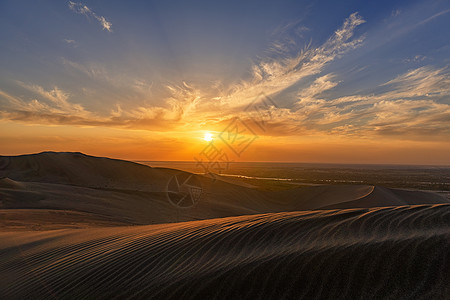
[203,132,213,142]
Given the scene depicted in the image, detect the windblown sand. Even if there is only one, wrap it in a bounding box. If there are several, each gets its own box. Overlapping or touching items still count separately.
[1,205,449,299]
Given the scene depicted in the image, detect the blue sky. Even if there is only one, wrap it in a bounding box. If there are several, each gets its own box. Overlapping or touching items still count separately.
[0,0,449,163]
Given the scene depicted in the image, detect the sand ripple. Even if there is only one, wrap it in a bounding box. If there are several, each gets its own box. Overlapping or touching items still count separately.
[1,204,449,299]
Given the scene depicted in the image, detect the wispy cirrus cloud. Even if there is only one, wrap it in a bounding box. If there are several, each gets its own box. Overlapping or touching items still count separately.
[61,58,117,83]
[0,80,203,131]
[16,82,86,115]
[381,66,450,97]
[216,12,366,110]
[0,83,95,127]
[417,8,450,26]
[62,39,78,47]
[297,74,339,104]
[272,66,450,140]
[68,1,112,32]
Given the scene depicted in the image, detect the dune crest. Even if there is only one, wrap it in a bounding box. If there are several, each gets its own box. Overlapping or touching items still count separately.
[0,177,24,189]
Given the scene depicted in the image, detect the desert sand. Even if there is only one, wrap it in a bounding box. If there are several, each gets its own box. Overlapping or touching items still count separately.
[0,152,449,299]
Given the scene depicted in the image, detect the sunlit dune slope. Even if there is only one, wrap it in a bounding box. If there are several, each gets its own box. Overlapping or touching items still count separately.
[1,204,449,299]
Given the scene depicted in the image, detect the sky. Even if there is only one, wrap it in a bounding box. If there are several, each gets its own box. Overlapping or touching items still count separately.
[0,0,449,165]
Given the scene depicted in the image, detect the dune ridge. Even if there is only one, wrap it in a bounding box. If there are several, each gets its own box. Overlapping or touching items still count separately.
[0,152,176,191]
[1,204,449,299]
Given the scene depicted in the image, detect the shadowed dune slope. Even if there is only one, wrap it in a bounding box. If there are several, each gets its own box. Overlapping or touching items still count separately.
[0,152,176,190]
[1,204,449,299]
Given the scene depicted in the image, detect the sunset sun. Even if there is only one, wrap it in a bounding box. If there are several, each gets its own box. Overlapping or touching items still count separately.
[203,132,213,142]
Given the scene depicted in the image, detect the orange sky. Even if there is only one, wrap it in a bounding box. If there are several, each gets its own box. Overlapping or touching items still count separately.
[1,121,449,165]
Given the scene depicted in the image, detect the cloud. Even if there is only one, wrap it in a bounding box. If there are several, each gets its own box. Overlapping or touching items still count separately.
[16,82,86,115]
[402,55,427,63]
[418,8,450,26]
[61,58,154,94]
[0,84,97,128]
[268,21,310,55]
[62,39,78,47]
[297,74,339,103]
[61,58,113,82]
[290,66,450,140]
[391,9,401,17]
[217,12,365,110]
[381,66,450,98]
[68,1,112,32]
[0,80,201,131]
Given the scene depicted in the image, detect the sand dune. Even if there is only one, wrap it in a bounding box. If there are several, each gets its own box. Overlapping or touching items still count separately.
[1,204,449,299]
[0,152,448,230]
[0,152,176,190]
